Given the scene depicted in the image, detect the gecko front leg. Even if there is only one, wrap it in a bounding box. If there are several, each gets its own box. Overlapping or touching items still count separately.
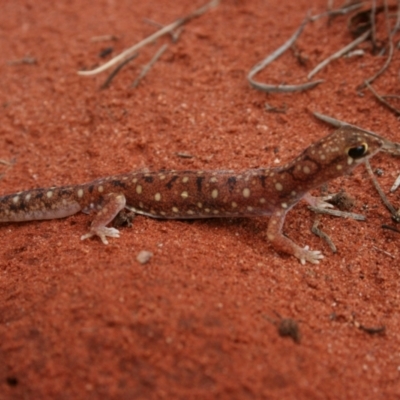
[267,208,323,265]
[81,193,126,244]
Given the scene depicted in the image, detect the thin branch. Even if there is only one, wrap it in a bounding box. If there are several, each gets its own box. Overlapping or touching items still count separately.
[131,44,168,88]
[372,245,395,258]
[311,218,337,253]
[310,2,364,22]
[392,0,400,35]
[370,0,377,51]
[382,224,400,233]
[365,159,398,217]
[307,29,370,79]
[390,174,400,192]
[78,0,219,76]
[308,206,366,221]
[100,53,139,90]
[7,57,37,65]
[143,18,183,42]
[90,35,118,42]
[360,0,394,89]
[247,16,324,93]
[364,81,400,116]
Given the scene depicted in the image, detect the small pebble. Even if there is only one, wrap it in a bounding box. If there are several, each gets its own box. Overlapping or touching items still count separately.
[136,250,153,265]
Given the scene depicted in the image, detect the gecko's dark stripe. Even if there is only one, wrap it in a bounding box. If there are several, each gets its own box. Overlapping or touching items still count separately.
[9,203,19,212]
[258,174,266,188]
[196,176,204,192]
[88,185,94,193]
[144,176,154,183]
[227,176,237,192]
[59,188,72,196]
[166,175,178,190]
[111,180,127,188]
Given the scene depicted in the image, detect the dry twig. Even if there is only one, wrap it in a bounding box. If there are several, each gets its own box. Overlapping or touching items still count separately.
[310,2,364,22]
[365,159,400,221]
[312,218,337,253]
[78,0,219,76]
[390,174,400,192]
[370,0,378,50]
[307,29,370,79]
[382,224,400,233]
[308,206,366,221]
[131,44,168,88]
[364,81,400,116]
[359,0,394,89]
[247,17,324,93]
[7,57,36,65]
[100,53,139,90]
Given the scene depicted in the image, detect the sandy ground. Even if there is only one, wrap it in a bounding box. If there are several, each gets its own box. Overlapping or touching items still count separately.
[1,0,400,399]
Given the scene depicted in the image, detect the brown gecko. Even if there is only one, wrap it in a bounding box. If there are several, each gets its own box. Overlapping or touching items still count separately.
[0,126,385,264]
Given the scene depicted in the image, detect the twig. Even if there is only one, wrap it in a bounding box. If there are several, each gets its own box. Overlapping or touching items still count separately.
[131,44,168,88]
[359,0,394,89]
[90,35,118,42]
[310,2,364,22]
[264,103,287,113]
[78,0,219,76]
[175,152,194,159]
[372,245,395,258]
[364,81,400,116]
[370,0,377,51]
[382,224,400,233]
[143,18,183,42]
[247,16,324,93]
[308,206,366,221]
[390,174,400,192]
[307,29,370,79]
[359,324,386,334]
[312,218,337,253]
[392,0,400,35]
[100,53,139,90]
[382,94,400,101]
[365,159,399,218]
[7,57,36,65]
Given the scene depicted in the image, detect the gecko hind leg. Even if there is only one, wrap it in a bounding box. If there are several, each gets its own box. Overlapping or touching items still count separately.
[267,209,324,265]
[81,193,126,245]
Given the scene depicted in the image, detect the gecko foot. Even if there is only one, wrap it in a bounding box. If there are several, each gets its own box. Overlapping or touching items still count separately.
[304,193,335,209]
[298,245,324,265]
[81,227,121,245]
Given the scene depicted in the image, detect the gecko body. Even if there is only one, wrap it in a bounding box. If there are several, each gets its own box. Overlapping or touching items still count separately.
[0,127,384,264]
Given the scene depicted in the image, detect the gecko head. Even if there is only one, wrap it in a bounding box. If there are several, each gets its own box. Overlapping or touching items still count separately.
[288,126,384,188]
[305,126,384,166]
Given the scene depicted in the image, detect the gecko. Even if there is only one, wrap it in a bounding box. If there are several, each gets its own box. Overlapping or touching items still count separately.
[0,126,385,264]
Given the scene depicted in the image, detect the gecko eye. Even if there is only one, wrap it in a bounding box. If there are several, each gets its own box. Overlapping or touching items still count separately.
[347,143,368,159]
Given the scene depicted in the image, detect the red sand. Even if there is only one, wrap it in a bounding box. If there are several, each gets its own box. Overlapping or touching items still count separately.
[1,0,400,398]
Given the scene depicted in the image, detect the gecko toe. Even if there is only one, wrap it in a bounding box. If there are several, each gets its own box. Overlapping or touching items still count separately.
[298,246,324,264]
[81,227,120,244]
[81,232,94,241]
